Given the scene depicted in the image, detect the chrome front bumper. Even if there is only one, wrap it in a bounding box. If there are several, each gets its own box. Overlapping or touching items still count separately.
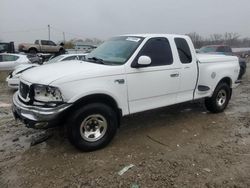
[12,92,72,128]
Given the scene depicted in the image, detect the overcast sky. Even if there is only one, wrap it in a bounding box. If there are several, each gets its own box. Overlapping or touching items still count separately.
[1,0,250,44]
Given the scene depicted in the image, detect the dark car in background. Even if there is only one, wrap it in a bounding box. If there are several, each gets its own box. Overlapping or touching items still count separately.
[0,42,15,53]
[198,45,247,79]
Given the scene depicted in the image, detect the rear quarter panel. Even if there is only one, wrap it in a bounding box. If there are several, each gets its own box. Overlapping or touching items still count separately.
[195,56,240,99]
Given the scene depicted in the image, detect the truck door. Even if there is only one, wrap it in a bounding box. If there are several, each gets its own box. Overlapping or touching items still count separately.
[125,37,181,114]
[174,37,198,103]
[40,40,48,52]
[47,41,59,53]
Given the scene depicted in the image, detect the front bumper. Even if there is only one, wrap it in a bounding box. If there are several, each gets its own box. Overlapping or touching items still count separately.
[12,92,72,128]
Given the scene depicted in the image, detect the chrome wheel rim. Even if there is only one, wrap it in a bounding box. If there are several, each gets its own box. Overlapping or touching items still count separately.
[80,114,107,142]
[216,89,227,107]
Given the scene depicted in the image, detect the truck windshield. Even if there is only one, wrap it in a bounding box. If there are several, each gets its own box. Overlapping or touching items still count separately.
[85,36,144,65]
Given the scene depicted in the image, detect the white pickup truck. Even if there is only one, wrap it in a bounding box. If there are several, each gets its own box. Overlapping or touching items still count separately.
[12,34,240,151]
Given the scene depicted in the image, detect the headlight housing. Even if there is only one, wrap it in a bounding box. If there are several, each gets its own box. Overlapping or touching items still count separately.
[33,84,63,103]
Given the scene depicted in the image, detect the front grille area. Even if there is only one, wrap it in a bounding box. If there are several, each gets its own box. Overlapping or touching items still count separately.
[19,82,30,100]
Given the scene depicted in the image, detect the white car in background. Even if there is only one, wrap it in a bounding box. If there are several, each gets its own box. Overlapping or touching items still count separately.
[6,53,87,89]
[0,53,31,70]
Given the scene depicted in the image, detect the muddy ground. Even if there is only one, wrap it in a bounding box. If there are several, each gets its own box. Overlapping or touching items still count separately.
[0,65,249,188]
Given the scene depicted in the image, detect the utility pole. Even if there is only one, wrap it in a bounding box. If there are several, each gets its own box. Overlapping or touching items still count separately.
[48,24,50,40]
[63,32,65,43]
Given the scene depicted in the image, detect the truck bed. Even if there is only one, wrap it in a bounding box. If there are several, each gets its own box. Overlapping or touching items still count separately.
[195,53,239,99]
[197,54,238,63]
[197,53,238,63]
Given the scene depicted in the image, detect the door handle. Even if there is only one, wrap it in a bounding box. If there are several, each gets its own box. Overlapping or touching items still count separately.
[114,79,125,84]
[170,73,179,77]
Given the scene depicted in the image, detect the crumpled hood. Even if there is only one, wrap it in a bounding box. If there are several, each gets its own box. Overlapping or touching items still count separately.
[21,61,124,85]
[13,64,39,76]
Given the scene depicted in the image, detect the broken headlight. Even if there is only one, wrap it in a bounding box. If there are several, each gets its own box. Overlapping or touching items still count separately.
[33,84,63,103]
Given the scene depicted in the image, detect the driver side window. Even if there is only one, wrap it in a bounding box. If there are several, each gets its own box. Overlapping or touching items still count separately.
[135,37,173,67]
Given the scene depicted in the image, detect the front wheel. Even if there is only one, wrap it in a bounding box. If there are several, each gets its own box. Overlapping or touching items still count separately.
[67,103,118,151]
[205,82,231,113]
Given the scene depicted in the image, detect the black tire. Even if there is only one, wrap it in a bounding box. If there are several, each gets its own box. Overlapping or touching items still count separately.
[59,48,65,55]
[205,82,231,113]
[28,48,37,54]
[67,103,118,151]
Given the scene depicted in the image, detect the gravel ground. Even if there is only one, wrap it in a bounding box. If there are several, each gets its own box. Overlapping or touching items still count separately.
[0,64,249,188]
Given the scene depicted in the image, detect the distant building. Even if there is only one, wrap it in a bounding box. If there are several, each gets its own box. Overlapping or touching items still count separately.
[74,42,97,52]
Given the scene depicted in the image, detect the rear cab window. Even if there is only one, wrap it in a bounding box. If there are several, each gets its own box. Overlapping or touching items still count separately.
[174,38,192,64]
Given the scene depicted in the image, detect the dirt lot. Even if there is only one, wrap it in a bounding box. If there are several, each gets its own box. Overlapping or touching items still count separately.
[0,65,249,188]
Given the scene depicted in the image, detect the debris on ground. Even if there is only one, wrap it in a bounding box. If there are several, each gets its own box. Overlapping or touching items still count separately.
[147,135,169,147]
[12,138,19,142]
[30,132,53,146]
[203,168,212,173]
[118,164,135,176]
[131,183,140,188]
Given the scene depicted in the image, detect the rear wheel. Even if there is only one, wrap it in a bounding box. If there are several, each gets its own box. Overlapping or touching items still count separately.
[205,82,231,113]
[67,103,118,151]
[59,48,65,54]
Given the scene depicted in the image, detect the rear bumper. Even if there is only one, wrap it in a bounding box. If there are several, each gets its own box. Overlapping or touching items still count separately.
[12,92,72,128]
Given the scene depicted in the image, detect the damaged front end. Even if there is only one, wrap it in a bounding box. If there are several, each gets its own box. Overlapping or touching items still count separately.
[12,81,72,129]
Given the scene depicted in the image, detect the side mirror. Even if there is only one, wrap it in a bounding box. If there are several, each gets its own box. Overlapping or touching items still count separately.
[137,56,151,66]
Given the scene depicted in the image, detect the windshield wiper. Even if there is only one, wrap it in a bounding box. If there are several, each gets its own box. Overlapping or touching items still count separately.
[87,57,105,64]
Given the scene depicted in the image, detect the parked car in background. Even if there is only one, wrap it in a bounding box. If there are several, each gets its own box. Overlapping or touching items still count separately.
[199,45,233,55]
[6,53,87,89]
[18,40,65,54]
[0,42,15,53]
[6,64,39,88]
[45,53,87,64]
[0,53,32,70]
[198,45,247,79]
[25,54,43,64]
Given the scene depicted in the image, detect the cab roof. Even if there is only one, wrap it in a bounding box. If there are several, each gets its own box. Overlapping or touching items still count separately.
[120,33,189,38]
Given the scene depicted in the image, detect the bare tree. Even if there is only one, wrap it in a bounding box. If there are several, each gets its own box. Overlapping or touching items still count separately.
[223,32,240,46]
[210,34,223,44]
[187,32,250,48]
[187,32,204,48]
